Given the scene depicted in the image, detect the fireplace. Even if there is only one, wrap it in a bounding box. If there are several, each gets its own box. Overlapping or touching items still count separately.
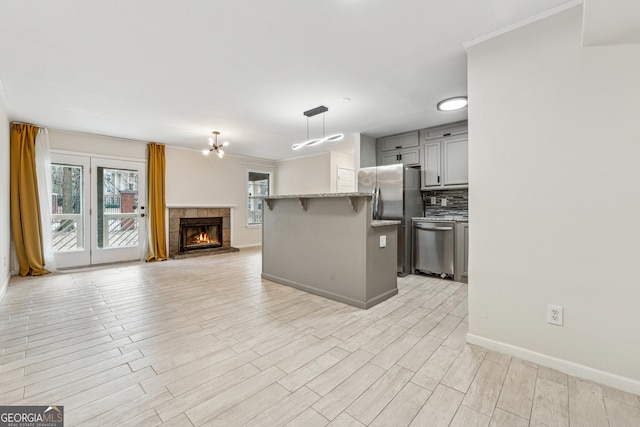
[168,207,237,259]
[179,217,222,252]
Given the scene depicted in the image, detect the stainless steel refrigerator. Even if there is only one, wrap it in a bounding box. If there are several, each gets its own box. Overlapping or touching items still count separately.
[357,164,422,276]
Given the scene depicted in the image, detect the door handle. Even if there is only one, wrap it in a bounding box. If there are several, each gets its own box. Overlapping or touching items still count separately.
[415,225,452,231]
[140,214,145,217]
[372,186,382,220]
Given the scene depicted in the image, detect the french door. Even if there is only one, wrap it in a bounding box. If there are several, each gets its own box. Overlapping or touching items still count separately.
[51,153,146,268]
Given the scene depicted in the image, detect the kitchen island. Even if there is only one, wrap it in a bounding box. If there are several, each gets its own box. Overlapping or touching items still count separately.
[262,193,399,309]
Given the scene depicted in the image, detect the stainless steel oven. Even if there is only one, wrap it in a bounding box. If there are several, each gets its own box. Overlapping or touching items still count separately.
[413,221,455,277]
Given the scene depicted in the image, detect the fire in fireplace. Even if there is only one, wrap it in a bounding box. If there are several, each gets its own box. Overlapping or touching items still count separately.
[179,217,223,253]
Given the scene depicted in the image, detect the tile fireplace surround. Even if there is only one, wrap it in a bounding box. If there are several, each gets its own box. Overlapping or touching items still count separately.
[168,207,233,258]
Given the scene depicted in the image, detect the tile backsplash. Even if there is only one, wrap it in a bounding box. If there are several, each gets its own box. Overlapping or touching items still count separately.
[422,188,468,217]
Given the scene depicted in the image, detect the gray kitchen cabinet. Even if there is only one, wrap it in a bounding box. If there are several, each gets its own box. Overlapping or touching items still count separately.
[424,121,468,140]
[377,131,420,166]
[380,131,419,151]
[443,136,468,185]
[455,222,469,283]
[380,148,420,166]
[421,134,468,189]
[422,142,441,186]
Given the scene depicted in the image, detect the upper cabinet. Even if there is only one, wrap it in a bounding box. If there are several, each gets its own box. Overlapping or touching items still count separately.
[422,142,441,186]
[423,122,468,140]
[377,131,420,167]
[375,122,468,189]
[380,132,419,151]
[443,136,468,185]
[379,148,420,166]
[420,122,468,190]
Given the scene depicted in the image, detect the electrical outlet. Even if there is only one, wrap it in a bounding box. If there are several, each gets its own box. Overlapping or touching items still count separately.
[547,304,563,326]
[431,197,437,204]
[441,198,447,207]
[379,235,386,248]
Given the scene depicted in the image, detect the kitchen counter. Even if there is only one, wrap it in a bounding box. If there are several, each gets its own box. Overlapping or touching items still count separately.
[262,193,399,309]
[263,192,370,199]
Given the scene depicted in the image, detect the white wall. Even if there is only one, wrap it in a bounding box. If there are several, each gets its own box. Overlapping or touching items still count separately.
[467,5,640,393]
[275,151,355,196]
[0,94,10,301]
[275,153,331,195]
[49,130,147,160]
[165,147,276,247]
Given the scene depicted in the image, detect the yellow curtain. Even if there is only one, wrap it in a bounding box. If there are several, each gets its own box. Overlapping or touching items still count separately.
[146,143,167,261]
[10,123,50,276]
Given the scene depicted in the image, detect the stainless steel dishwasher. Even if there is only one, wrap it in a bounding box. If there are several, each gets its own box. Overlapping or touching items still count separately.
[413,221,455,277]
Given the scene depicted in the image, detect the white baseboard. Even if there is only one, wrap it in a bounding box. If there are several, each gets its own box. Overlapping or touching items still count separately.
[467,333,640,395]
[234,243,262,249]
[0,273,8,303]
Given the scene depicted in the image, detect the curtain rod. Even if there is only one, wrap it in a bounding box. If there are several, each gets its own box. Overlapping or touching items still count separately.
[11,120,43,127]
[10,121,151,145]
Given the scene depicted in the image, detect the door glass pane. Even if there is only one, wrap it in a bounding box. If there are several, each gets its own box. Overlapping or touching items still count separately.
[97,167,139,249]
[51,163,84,251]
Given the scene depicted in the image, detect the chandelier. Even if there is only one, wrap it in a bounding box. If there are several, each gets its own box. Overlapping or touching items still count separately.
[202,131,229,158]
[292,105,343,150]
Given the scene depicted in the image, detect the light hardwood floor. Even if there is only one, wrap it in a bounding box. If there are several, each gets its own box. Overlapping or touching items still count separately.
[1,248,639,426]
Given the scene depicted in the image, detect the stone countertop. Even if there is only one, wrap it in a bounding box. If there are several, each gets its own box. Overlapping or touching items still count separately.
[412,216,468,223]
[371,220,401,227]
[264,192,372,199]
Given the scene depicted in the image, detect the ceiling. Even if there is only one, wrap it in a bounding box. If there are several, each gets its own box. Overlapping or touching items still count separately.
[0,0,577,161]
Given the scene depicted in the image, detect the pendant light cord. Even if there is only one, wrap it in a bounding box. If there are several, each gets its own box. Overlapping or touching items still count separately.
[306,113,327,140]
[292,105,344,150]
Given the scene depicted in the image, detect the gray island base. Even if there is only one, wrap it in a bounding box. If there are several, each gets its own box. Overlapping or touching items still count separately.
[261,193,400,309]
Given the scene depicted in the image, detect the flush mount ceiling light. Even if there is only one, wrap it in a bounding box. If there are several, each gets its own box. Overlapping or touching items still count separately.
[437,96,468,112]
[202,131,229,158]
[292,105,344,150]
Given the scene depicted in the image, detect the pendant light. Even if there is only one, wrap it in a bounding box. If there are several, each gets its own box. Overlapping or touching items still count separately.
[292,105,344,150]
[202,131,229,158]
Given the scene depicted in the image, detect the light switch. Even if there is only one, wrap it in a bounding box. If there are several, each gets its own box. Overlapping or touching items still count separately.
[379,235,387,248]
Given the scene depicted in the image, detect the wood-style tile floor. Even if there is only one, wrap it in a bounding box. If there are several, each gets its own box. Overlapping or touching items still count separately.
[1,248,639,426]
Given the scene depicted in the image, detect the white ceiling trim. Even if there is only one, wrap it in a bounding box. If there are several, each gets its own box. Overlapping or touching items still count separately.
[464,0,583,49]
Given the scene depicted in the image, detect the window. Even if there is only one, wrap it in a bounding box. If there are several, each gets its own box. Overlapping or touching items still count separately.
[247,171,271,225]
[51,162,84,251]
